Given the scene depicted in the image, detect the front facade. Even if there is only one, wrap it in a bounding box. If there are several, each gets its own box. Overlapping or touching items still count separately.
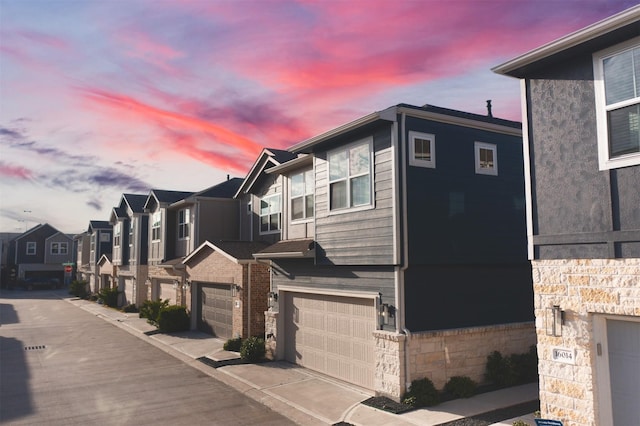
[494,6,640,425]
[109,193,149,307]
[7,224,73,284]
[251,105,535,397]
[86,221,112,293]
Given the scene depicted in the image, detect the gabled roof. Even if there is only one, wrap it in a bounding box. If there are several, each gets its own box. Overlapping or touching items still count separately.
[88,221,111,232]
[194,177,244,198]
[97,253,112,266]
[143,189,194,211]
[183,240,270,265]
[45,231,73,242]
[14,223,60,241]
[122,193,148,213]
[234,148,299,197]
[253,238,315,259]
[110,206,127,222]
[493,5,640,78]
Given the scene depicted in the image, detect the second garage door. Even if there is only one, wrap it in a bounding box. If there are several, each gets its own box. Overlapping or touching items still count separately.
[284,292,376,390]
[198,283,233,339]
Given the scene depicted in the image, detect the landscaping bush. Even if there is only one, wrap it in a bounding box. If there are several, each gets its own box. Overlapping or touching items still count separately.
[157,305,190,332]
[240,336,266,362]
[122,303,138,313]
[223,337,243,352]
[443,376,477,399]
[88,294,99,302]
[485,347,538,388]
[98,287,120,308]
[68,280,88,299]
[402,377,439,408]
[139,299,169,325]
[510,346,538,384]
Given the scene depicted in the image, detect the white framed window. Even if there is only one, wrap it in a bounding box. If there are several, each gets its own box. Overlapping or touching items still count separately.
[594,36,640,170]
[247,200,252,215]
[129,221,134,247]
[90,235,95,252]
[409,131,436,168]
[151,211,161,241]
[26,241,36,255]
[328,138,372,211]
[260,194,281,233]
[51,242,68,255]
[475,142,498,175]
[178,208,190,239]
[290,169,314,221]
[114,222,121,247]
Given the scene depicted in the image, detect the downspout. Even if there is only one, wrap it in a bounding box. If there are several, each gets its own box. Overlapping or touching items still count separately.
[399,111,412,392]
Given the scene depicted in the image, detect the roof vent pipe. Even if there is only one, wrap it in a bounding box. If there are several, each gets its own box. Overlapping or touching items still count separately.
[227,174,230,180]
[486,100,493,117]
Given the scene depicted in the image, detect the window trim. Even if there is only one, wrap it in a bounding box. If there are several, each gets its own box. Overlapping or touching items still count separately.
[114,222,121,247]
[178,208,190,240]
[408,131,436,168]
[151,211,162,241]
[290,169,314,223]
[327,137,374,214]
[259,193,281,235]
[50,242,68,255]
[26,241,36,255]
[593,36,640,170]
[474,141,498,176]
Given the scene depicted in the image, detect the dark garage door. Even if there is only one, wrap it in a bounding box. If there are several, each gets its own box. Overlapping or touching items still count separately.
[197,283,233,339]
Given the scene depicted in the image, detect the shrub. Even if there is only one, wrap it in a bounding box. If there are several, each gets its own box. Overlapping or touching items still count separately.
[68,280,88,299]
[122,303,138,313]
[224,337,243,352]
[444,376,477,398]
[139,299,169,325]
[98,287,120,308]
[157,305,190,332]
[240,336,266,362]
[88,294,99,302]
[510,346,538,384]
[486,346,538,388]
[402,377,439,408]
[512,421,531,426]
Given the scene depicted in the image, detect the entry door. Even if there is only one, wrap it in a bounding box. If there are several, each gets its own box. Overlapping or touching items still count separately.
[606,319,640,425]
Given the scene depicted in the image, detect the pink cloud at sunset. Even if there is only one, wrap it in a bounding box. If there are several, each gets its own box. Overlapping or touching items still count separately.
[0,0,635,234]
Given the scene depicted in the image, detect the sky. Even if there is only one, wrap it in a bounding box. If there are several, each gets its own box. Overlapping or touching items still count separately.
[0,0,636,234]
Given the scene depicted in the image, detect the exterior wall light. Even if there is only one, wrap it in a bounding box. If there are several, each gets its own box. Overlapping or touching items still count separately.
[173,279,179,290]
[268,291,278,308]
[379,303,396,328]
[547,305,565,337]
[184,280,191,290]
[232,284,241,297]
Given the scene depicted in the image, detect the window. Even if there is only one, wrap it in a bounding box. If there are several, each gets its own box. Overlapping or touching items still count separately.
[51,242,68,255]
[26,241,36,255]
[178,208,190,239]
[291,170,314,221]
[475,142,498,175]
[328,139,372,211]
[409,131,436,168]
[151,211,161,241]
[100,232,111,242]
[594,37,640,169]
[114,223,121,247]
[129,222,134,247]
[90,235,95,252]
[247,200,252,215]
[260,194,281,233]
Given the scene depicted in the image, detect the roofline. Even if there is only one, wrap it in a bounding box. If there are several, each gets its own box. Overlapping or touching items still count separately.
[265,154,312,175]
[492,5,640,76]
[234,149,283,197]
[183,241,254,265]
[397,106,522,136]
[252,251,312,259]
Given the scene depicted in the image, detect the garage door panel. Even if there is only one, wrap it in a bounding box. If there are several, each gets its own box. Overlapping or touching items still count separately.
[198,283,233,339]
[607,319,640,425]
[285,292,376,390]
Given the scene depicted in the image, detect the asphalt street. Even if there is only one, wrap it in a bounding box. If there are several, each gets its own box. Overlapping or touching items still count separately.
[0,288,296,426]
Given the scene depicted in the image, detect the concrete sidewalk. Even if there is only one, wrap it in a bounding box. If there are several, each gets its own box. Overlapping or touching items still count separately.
[66,297,538,426]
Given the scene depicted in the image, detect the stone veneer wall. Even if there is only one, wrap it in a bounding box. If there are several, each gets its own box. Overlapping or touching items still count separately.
[373,322,535,400]
[533,258,640,426]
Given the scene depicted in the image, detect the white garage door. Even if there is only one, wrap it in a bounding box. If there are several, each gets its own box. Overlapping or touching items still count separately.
[284,292,376,390]
[121,277,134,306]
[607,319,640,426]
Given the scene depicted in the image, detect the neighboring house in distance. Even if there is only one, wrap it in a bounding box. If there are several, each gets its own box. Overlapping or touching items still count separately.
[493,6,640,426]
[74,231,91,283]
[7,224,73,283]
[253,104,535,397]
[86,221,112,293]
[0,232,21,287]
[145,178,242,309]
[109,193,149,307]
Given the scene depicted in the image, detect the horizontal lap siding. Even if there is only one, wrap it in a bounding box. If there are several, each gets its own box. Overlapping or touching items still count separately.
[315,139,395,266]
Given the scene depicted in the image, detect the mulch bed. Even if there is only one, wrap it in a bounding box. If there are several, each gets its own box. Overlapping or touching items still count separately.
[361,396,414,414]
[196,356,249,368]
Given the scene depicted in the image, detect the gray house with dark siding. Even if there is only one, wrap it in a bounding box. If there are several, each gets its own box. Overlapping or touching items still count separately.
[250,103,536,398]
[494,6,639,425]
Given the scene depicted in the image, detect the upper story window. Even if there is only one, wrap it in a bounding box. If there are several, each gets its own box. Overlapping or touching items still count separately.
[328,138,372,211]
[51,242,68,255]
[291,169,314,221]
[90,234,96,252]
[247,200,252,215]
[129,222,134,247]
[26,241,36,255]
[409,131,436,168]
[151,211,161,241]
[594,37,640,170]
[260,194,281,233]
[475,142,498,175]
[178,208,190,239]
[114,223,121,247]
[100,232,111,242]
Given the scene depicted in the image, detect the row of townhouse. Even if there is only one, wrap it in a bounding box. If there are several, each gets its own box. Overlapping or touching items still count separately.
[75,100,536,399]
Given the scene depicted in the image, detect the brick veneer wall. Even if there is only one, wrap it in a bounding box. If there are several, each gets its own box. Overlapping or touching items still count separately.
[533,258,640,426]
[373,322,535,400]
